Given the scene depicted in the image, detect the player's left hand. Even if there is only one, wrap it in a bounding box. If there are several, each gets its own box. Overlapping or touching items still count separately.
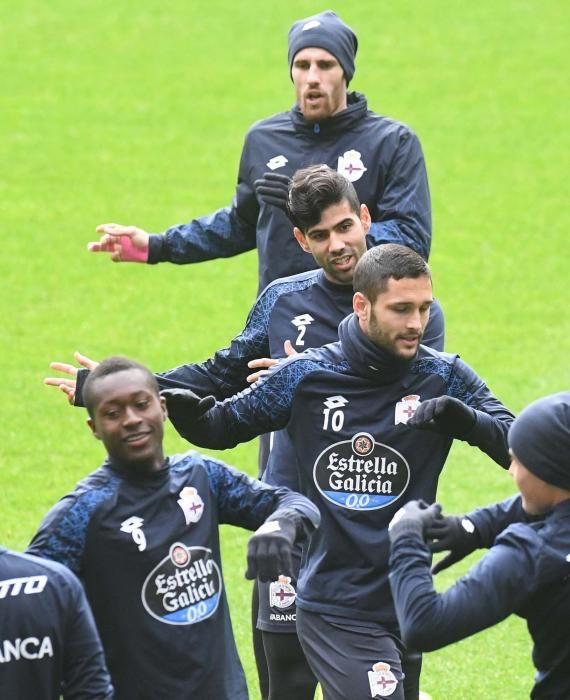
[246,518,297,582]
[388,500,442,543]
[254,172,291,214]
[408,396,476,439]
[425,514,480,574]
[161,388,215,435]
[44,352,99,405]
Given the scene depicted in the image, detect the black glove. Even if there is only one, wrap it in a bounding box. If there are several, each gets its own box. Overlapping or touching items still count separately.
[245,516,297,582]
[425,514,480,574]
[388,500,442,544]
[254,172,291,213]
[161,388,215,436]
[408,396,476,439]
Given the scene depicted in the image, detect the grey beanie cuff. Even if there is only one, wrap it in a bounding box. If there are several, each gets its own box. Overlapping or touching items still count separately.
[288,11,358,84]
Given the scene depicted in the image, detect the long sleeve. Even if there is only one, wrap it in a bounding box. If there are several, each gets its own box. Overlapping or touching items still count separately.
[169,354,331,449]
[203,456,320,535]
[62,580,114,699]
[147,134,259,265]
[366,128,431,260]
[448,358,515,467]
[466,495,530,548]
[155,281,277,399]
[389,526,540,651]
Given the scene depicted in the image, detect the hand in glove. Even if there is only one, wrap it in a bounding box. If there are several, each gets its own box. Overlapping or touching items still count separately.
[246,517,297,582]
[408,396,476,439]
[254,172,291,213]
[425,514,480,574]
[388,500,442,543]
[161,388,215,437]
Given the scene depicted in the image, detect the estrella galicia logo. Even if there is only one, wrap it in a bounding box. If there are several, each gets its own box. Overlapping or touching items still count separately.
[142,543,222,625]
[313,432,410,510]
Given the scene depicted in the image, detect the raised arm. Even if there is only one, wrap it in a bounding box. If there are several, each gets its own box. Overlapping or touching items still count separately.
[164,354,327,449]
[389,520,541,651]
[409,358,514,467]
[89,132,259,266]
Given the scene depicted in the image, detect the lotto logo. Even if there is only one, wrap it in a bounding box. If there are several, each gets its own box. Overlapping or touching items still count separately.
[0,576,47,599]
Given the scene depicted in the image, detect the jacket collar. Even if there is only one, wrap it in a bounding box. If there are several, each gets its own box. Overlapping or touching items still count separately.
[289,91,368,136]
[338,313,413,384]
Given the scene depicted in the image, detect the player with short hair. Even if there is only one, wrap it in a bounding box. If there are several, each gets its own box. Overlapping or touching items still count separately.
[0,547,113,700]
[29,356,320,700]
[46,165,444,700]
[389,391,570,699]
[161,244,514,700]
[88,11,433,294]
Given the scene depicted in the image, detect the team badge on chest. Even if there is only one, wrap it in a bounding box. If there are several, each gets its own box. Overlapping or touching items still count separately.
[394,394,421,425]
[313,432,410,510]
[177,487,204,525]
[337,149,367,182]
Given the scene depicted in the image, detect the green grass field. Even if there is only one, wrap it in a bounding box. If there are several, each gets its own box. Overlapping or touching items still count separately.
[1,1,568,697]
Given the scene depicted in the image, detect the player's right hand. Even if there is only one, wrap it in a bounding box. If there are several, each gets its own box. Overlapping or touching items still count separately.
[44,352,99,405]
[246,340,298,383]
[88,223,149,262]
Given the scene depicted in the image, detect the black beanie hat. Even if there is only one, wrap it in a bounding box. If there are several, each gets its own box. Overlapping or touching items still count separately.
[509,391,570,490]
[288,11,358,84]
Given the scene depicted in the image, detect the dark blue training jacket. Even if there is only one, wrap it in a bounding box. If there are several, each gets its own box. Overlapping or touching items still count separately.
[168,314,513,626]
[146,92,432,291]
[389,496,570,699]
[0,548,113,700]
[27,453,319,700]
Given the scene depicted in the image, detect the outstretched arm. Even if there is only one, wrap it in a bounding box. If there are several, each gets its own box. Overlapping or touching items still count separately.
[389,520,539,651]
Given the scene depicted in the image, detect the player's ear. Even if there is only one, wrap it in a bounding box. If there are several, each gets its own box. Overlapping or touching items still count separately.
[359,203,371,233]
[160,395,167,421]
[292,227,311,253]
[353,291,370,322]
[87,417,101,440]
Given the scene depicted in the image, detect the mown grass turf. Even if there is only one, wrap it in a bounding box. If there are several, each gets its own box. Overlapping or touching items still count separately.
[1,1,568,697]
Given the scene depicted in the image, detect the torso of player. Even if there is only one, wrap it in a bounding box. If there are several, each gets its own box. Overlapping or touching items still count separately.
[287,363,454,621]
[267,273,354,357]
[80,459,246,699]
[248,104,394,287]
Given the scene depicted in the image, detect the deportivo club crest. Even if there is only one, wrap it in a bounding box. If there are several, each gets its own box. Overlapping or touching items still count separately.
[368,662,398,697]
[313,432,410,511]
[177,486,204,525]
[337,149,367,182]
[141,544,222,625]
[394,395,421,425]
[269,575,296,610]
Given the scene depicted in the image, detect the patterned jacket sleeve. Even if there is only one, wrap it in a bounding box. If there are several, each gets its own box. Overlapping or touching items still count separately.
[389,524,541,651]
[27,476,117,574]
[447,358,515,467]
[147,132,259,264]
[155,282,277,399]
[202,456,320,535]
[366,127,431,260]
[168,355,328,449]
